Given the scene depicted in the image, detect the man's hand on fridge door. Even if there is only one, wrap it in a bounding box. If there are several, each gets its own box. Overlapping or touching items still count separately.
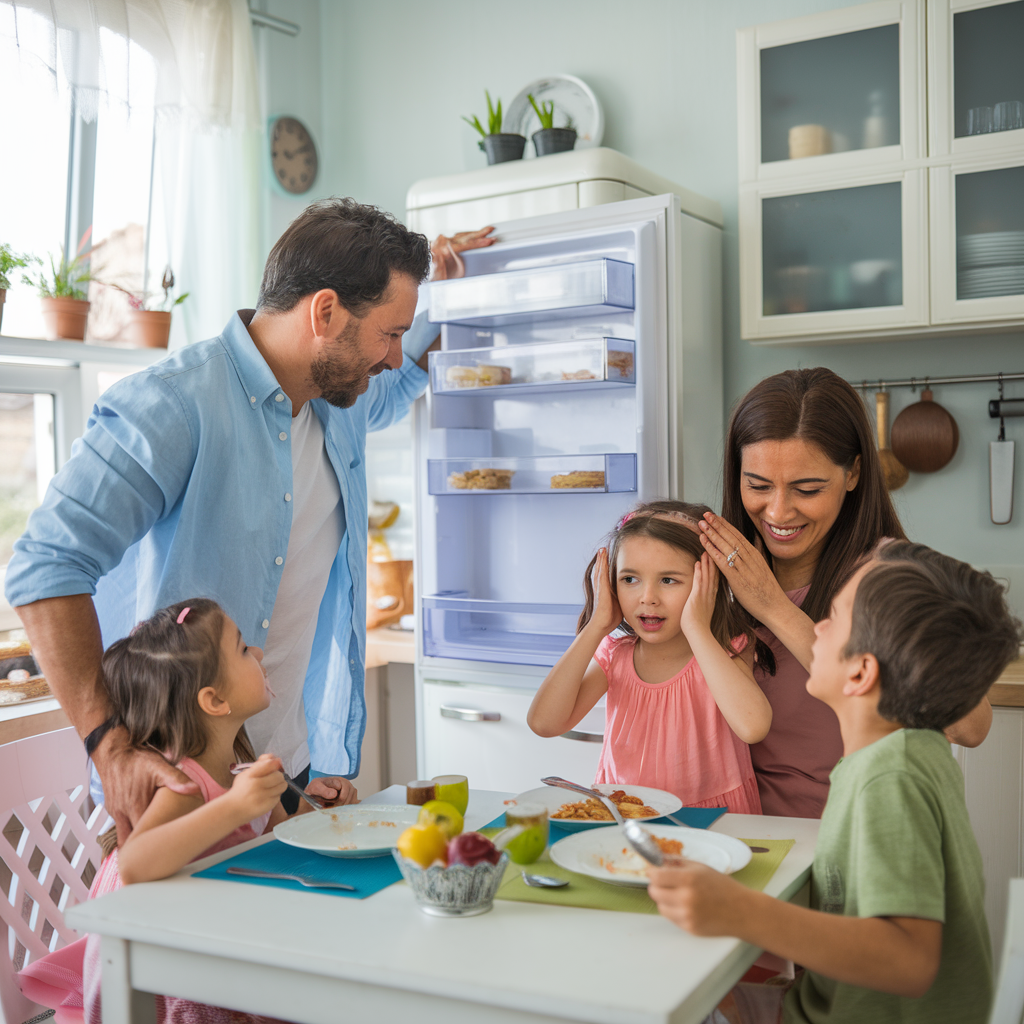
[430,226,496,280]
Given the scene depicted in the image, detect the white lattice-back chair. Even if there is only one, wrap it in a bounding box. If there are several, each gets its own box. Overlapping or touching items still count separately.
[0,727,112,1024]
[990,878,1024,1024]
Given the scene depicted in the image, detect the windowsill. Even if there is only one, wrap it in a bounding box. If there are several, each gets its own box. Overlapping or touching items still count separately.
[0,334,167,366]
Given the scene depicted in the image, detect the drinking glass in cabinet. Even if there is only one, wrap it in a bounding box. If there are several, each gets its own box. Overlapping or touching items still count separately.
[956,165,1024,300]
[762,183,902,315]
[954,1,1024,138]
[759,24,900,163]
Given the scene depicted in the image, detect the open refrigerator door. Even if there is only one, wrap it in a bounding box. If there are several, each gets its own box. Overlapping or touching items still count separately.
[412,193,722,792]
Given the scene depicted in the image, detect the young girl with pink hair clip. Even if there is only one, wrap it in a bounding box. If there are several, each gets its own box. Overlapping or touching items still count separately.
[528,500,772,813]
[19,598,357,1024]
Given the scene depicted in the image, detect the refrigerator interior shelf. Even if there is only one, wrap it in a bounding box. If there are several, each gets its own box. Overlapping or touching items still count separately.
[427,258,634,327]
[431,337,635,396]
[428,453,636,495]
[421,594,581,667]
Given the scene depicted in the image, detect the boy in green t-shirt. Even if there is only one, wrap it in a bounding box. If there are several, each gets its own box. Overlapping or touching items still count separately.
[649,540,1021,1024]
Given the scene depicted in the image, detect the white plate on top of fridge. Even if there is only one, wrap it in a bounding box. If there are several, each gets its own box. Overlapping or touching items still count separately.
[549,825,752,887]
[511,783,682,832]
[273,804,419,859]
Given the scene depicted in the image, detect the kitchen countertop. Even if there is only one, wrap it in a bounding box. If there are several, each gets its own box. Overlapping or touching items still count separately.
[989,657,1024,708]
[365,626,415,668]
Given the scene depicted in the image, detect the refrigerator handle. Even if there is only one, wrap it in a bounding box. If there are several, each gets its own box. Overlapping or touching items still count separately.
[560,729,604,743]
[440,705,501,722]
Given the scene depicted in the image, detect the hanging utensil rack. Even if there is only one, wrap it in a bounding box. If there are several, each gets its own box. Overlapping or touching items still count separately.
[852,371,1024,391]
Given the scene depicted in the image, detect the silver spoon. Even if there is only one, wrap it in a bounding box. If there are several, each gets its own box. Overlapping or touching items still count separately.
[521,870,568,889]
[540,776,664,866]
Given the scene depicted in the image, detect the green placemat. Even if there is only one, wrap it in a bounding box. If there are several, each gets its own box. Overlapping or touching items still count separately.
[486,833,795,915]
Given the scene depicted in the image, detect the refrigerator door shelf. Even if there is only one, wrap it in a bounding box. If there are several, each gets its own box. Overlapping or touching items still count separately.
[431,337,635,395]
[427,258,634,327]
[429,453,636,495]
[422,594,581,666]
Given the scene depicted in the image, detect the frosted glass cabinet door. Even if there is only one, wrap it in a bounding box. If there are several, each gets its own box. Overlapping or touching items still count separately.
[738,1,924,181]
[741,172,927,340]
[929,0,1024,155]
[931,160,1024,321]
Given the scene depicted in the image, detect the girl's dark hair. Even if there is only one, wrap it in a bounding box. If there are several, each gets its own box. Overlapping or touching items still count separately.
[722,368,906,625]
[102,598,255,765]
[578,500,772,669]
[257,197,430,316]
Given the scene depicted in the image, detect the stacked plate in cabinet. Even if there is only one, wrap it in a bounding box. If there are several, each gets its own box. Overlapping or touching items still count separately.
[957,231,1024,299]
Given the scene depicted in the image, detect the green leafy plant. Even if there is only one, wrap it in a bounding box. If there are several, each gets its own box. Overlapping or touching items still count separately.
[528,94,555,131]
[22,229,95,300]
[0,244,33,291]
[462,90,504,138]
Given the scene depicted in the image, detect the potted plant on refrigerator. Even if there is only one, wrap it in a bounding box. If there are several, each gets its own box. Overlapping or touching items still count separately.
[0,243,32,335]
[22,230,95,341]
[528,95,577,156]
[463,91,525,165]
[109,267,189,348]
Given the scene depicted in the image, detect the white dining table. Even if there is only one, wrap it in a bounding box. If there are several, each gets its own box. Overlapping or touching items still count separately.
[66,786,820,1024]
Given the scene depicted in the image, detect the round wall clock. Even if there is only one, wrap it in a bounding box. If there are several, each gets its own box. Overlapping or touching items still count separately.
[270,116,319,195]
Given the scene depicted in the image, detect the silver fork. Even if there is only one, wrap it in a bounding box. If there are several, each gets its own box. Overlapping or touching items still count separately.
[540,776,665,866]
[226,866,355,890]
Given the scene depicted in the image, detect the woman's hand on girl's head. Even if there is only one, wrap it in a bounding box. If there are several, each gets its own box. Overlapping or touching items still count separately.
[698,512,784,622]
[587,547,623,637]
[680,553,718,639]
[228,754,286,819]
[304,776,359,811]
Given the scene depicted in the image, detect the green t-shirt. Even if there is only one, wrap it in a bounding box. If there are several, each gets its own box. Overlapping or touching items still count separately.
[784,728,992,1024]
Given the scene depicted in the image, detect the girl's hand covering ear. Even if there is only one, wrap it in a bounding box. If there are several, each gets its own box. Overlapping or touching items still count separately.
[588,547,623,637]
[680,553,719,638]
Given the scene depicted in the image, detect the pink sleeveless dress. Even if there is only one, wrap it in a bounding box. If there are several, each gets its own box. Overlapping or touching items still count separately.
[593,634,762,814]
[18,757,277,1024]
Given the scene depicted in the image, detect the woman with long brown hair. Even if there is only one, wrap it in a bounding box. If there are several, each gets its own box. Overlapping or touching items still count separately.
[698,368,991,817]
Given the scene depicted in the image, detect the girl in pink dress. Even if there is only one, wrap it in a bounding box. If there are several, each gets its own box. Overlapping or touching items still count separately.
[18,598,358,1024]
[528,501,772,813]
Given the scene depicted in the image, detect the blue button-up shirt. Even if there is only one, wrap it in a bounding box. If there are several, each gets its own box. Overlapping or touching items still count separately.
[5,309,432,777]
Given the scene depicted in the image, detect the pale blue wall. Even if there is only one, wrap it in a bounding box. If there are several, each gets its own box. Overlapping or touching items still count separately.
[265,0,1024,602]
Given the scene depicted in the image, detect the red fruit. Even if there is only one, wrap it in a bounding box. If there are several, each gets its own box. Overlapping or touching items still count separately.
[447,831,500,867]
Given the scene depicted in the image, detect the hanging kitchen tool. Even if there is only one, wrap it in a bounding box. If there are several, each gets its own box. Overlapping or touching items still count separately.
[890,386,960,473]
[990,378,1016,525]
[875,391,909,490]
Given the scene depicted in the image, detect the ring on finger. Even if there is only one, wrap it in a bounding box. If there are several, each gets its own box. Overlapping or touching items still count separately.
[726,547,739,568]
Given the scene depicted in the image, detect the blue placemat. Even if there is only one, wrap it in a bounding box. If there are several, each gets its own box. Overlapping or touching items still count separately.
[194,840,401,899]
[483,805,726,838]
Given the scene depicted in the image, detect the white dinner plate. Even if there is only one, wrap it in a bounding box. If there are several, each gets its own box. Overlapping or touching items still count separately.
[549,825,752,887]
[511,783,683,832]
[273,803,420,859]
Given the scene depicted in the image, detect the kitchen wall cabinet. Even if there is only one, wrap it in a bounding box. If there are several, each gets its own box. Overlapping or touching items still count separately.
[738,0,1024,344]
[955,705,1024,964]
[420,679,603,794]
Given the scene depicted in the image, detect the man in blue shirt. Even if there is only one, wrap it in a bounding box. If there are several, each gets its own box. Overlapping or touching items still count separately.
[6,198,493,839]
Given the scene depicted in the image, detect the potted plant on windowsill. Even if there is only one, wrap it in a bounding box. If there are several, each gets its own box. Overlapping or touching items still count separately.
[22,230,95,341]
[528,95,577,156]
[463,91,525,165]
[0,244,32,335]
[110,267,189,348]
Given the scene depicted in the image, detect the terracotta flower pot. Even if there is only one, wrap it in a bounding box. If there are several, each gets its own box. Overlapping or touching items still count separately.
[125,309,172,348]
[0,288,6,335]
[40,297,90,341]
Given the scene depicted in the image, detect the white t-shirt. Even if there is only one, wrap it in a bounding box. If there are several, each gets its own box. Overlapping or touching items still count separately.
[245,402,344,775]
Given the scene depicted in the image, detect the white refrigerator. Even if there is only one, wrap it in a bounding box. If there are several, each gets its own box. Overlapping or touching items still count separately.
[407,163,723,794]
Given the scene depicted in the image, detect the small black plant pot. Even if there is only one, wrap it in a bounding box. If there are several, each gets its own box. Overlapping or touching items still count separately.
[483,133,526,165]
[532,128,577,157]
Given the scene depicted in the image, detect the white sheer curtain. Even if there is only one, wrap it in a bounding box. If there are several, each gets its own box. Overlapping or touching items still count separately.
[0,0,263,346]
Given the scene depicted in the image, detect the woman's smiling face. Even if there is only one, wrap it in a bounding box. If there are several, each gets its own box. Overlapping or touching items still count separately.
[740,437,860,569]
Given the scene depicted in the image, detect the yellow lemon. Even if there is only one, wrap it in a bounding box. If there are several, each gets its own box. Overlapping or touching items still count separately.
[396,824,448,868]
[416,799,464,839]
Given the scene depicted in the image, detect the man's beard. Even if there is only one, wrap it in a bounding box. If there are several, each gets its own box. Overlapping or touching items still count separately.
[309,317,388,409]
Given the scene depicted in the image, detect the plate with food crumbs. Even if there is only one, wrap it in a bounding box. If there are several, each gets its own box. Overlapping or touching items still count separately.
[513,784,683,832]
[549,826,751,887]
[274,804,420,859]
